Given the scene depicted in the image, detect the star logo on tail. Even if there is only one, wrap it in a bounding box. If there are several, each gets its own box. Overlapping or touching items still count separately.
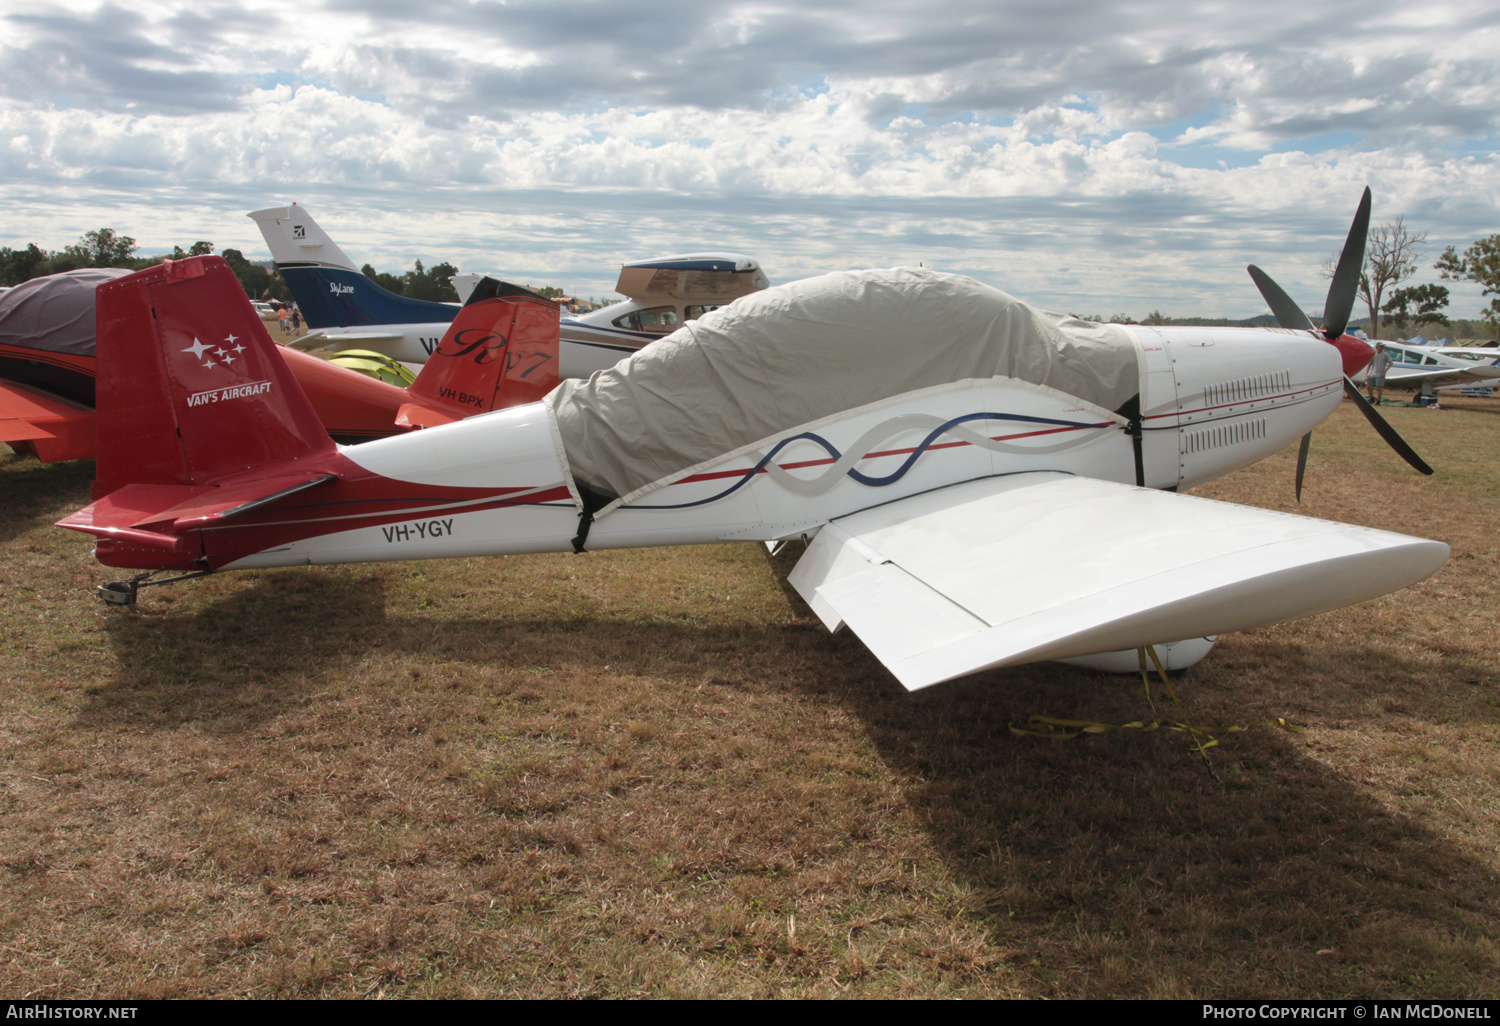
[182,334,247,371]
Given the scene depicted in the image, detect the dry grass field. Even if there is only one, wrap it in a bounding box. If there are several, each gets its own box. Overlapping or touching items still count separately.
[0,396,1496,999]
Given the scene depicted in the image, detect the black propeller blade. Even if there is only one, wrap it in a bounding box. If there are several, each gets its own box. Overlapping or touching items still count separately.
[1323,187,1371,340]
[1342,378,1434,476]
[1248,265,1315,332]
[1294,432,1312,502]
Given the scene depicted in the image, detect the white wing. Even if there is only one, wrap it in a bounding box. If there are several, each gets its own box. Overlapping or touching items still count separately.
[788,473,1448,691]
[1385,366,1500,389]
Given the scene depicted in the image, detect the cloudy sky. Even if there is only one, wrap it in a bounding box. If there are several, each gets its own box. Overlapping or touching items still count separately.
[2,0,1498,317]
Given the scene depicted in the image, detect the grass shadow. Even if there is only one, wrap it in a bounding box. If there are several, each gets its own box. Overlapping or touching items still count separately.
[827,647,1500,997]
[0,452,94,546]
[78,569,391,733]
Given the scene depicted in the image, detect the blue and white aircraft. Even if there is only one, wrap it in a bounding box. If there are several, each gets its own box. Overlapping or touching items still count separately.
[248,204,770,379]
[1351,338,1500,398]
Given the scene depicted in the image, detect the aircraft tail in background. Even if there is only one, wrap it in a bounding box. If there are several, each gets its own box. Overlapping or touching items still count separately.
[248,203,459,331]
[247,204,358,271]
[398,279,560,428]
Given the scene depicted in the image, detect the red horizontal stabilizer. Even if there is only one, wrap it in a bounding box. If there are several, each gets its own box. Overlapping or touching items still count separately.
[0,382,95,462]
[0,417,52,441]
[161,472,338,530]
[279,345,410,441]
[402,279,559,427]
[57,470,340,551]
[56,483,201,551]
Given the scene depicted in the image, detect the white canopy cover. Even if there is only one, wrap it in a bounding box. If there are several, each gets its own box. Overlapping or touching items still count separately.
[546,267,1140,506]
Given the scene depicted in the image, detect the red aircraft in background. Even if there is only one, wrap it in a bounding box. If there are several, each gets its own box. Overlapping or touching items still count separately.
[0,264,557,462]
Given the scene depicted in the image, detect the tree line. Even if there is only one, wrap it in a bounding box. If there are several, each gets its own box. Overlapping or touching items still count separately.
[0,228,296,303]
[6,224,1500,339]
[1,227,463,304]
[359,260,459,303]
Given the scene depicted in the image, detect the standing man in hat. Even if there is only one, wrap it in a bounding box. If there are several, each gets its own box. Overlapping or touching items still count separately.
[1366,341,1393,403]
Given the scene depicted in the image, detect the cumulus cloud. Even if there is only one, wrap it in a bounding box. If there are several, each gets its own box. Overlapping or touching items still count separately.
[0,3,253,113]
[1,0,1497,316]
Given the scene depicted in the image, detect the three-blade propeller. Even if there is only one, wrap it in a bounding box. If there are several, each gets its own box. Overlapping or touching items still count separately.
[1246,187,1432,499]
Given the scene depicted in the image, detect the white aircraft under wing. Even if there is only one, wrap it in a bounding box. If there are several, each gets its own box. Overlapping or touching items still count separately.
[1353,340,1500,394]
[790,473,1445,690]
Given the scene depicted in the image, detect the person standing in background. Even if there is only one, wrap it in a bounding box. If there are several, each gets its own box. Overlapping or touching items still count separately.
[1366,341,1392,403]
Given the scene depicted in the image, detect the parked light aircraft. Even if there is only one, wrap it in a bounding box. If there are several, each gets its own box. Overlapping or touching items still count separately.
[248,204,769,379]
[0,265,556,462]
[1350,340,1500,397]
[57,191,1448,690]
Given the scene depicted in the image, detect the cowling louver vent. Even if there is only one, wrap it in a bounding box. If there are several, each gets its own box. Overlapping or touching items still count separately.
[1184,418,1267,454]
[1203,370,1291,406]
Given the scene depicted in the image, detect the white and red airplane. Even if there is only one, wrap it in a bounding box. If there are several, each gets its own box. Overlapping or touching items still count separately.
[56,190,1449,691]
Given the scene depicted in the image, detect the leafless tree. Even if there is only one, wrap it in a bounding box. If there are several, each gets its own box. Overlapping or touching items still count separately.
[1322,216,1427,339]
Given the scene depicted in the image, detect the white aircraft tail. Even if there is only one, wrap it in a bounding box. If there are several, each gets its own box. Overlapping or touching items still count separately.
[247,204,359,270]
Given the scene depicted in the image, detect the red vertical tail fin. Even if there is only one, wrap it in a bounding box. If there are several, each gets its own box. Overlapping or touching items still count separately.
[92,256,334,498]
[397,279,559,428]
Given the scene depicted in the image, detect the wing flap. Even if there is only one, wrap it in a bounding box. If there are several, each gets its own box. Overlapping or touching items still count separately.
[790,473,1449,690]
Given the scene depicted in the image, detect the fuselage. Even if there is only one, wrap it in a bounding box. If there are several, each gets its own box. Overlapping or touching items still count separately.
[181,325,1346,573]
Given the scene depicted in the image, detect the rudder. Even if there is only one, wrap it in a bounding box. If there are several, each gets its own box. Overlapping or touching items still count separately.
[398,278,560,428]
[246,203,358,271]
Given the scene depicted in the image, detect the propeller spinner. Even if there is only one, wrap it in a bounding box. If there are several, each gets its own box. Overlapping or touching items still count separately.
[1246,187,1432,497]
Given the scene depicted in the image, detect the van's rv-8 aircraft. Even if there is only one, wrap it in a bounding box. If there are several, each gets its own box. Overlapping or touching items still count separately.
[248,204,769,379]
[59,190,1449,690]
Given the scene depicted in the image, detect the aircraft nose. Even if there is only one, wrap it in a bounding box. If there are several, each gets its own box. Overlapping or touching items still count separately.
[1329,334,1375,378]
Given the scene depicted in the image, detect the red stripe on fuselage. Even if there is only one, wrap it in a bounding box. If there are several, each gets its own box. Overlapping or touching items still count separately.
[132,451,576,569]
[1145,380,1339,422]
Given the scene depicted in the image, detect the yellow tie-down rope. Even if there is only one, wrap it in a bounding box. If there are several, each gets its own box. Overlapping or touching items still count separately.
[1010,646,1302,779]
